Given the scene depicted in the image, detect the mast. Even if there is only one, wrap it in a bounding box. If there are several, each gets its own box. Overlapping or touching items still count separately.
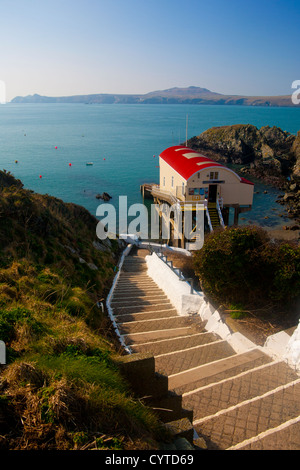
[185,114,188,146]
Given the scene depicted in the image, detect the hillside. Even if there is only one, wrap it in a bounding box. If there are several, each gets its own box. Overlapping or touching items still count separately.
[11,86,296,107]
[0,171,164,450]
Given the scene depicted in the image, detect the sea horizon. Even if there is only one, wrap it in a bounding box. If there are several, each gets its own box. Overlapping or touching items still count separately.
[0,102,299,233]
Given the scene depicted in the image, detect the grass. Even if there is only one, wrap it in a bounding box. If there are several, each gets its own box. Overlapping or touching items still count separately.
[0,259,164,450]
[0,172,164,450]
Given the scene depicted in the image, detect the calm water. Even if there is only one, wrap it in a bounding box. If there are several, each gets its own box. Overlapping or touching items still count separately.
[0,103,299,231]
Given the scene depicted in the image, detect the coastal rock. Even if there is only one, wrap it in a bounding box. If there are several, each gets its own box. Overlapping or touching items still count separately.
[187,124,300,223]
[283,193,295,202]
[187,124,296,181]
[87,262,98,270]
[292,131,300,180]
[96,192,112,201]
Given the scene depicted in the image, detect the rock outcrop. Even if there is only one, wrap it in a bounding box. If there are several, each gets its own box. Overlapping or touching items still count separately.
[187,124,300,221]
[96,192,112,201]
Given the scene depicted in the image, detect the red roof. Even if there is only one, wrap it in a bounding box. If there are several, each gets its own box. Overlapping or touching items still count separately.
[159,146,254,185]
[240,176,254,185]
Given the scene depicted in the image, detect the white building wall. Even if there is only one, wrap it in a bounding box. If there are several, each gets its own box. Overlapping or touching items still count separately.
[159,160,254,207]
[159,158,186,196]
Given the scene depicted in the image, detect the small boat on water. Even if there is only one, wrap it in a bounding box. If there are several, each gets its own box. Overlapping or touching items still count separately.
[86,162,93,166]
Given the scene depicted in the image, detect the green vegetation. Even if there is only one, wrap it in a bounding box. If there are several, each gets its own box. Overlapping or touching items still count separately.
[0,171,164,450]
[193,226,300,313]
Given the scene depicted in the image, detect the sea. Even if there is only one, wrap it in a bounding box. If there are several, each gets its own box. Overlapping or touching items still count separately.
[0,103,300,234]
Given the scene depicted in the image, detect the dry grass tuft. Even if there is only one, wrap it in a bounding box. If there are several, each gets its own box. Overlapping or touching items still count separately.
[4,362,46,390]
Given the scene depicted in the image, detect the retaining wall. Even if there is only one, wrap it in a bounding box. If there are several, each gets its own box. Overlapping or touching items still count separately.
[146,252,203,316]
[145,250,300,372]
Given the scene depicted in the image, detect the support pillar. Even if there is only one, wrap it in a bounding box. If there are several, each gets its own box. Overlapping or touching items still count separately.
[234,207,240,226]
[222,207,229,226]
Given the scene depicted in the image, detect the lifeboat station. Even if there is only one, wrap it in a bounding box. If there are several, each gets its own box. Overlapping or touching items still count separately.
[141,145,254,249]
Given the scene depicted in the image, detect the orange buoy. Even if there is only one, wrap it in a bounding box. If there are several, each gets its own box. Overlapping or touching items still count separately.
[39,175,42,178]
[69,163,72,166]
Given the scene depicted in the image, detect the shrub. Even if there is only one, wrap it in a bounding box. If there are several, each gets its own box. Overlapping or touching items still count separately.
[193,226,300,309]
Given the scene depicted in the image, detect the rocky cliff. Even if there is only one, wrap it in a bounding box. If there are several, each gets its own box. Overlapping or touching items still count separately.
[187,125,300,221]
[11,86,296,107]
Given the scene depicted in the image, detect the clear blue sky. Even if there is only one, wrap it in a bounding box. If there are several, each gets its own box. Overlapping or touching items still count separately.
[1,0,299,101]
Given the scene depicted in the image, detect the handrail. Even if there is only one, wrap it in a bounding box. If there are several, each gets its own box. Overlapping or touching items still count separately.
[151,185,182,206]
[205,205,213,232]
[106,245,133,354]
[216,199,225,228]
[156,251,202,295]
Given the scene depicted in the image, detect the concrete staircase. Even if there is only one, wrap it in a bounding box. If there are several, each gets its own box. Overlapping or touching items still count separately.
[207,202,221,229]
[110,248,300,450]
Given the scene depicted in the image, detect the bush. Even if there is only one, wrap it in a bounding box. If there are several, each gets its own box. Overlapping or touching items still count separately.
[193,226,300,308]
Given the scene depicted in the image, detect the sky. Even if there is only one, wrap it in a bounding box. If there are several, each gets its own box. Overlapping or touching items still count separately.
[0,0,299,101]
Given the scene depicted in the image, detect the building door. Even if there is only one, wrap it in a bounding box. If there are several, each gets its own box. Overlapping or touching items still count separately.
[208,185,217,203]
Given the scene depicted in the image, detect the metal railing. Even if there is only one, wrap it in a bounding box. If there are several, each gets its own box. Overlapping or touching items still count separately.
[155,251,201,295]
[151,185,180,206]
[205,205,213,232]
[216,199,225,228]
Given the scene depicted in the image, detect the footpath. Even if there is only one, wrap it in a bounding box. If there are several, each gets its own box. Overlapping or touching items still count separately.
[108,246,300,450]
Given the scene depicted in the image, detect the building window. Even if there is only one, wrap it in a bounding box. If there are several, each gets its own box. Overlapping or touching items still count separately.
[163,176,165,187]
[210,172,219,180]
[182,182,185,195]
[171,176,174,187]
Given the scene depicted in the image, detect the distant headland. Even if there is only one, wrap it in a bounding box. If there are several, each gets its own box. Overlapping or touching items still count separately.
[10,86,297,107]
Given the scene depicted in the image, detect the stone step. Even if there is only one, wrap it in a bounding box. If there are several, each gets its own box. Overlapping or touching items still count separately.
[122,268,148,272]
[111,250,300,450]
[122,260,147,263]
[112,302,175,315]
[123,261,147,265]
[117,281,154,287]
[229,416,300,450]
[112,295,168,303]
[119,269,149,274]
[113,289,163,298]
[173,348,273,395]
[115,278,157,285]
[183,360,299,422]
[118,274,152,279]
[123,258,147,263]
[163,418,194,445]
[131,331,217,356]
[112,287,162,295]
[118,315,193,335]
[111,295,168,305]
[155,340,236,378]
[123,261,147,266]
[194,379,300,450]
[118,272,151,277]
[116,279,157,287]
[123,258,147,262]
[114,309,178,322]
[123,325,200,345]
[118,273,151,278]
[116,283,156,289]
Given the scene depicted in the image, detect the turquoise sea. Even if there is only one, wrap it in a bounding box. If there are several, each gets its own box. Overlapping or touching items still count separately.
[0,103,300,232]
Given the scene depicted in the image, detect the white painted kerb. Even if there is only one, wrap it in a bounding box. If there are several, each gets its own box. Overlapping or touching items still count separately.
[284,320,300,371]
[145,252,203,316]
[106,244,133,354]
